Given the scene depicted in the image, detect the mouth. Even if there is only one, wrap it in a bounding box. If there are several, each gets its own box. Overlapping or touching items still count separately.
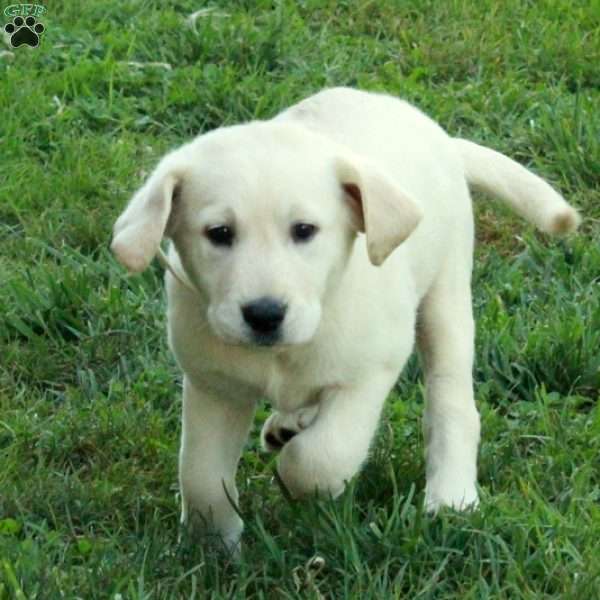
[212,327,284,348]
[251,331,282,347]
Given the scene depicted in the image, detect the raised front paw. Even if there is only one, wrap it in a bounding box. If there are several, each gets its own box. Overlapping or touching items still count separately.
[277,432,351,499]
[260,405,319,452]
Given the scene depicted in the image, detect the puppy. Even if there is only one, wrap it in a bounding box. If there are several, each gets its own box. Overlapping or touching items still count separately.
[111,87,580,551]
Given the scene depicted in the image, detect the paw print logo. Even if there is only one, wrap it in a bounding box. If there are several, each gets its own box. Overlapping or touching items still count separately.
[4,15,45,48]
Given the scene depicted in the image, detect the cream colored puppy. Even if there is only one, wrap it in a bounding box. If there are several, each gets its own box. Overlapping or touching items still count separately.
[111,87,579,551]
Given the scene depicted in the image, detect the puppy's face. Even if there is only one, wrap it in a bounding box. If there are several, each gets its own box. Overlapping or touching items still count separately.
[173,126,355,347]
[111,121,421,348]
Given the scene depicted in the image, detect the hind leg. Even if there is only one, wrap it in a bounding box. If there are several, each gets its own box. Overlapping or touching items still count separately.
[418,263,481,511]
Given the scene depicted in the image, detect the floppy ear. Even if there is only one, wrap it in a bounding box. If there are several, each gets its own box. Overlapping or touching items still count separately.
[111,158,183,273]
[336,156,422,266]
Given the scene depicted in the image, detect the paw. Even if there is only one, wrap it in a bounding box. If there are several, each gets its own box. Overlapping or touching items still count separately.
[261,405,319,452]
[180,503,243,558]
[4,15,45,48]
[424,477,479,513]
[277,433,349,499]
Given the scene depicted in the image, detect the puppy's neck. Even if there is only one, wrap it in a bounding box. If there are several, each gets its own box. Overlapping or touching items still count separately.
[157,246,200,296]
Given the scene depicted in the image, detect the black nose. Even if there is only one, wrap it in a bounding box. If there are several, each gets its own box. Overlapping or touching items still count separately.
[241,297,287,335]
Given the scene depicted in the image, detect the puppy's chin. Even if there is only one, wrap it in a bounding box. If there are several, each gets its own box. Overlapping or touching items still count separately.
[210,327,316,349]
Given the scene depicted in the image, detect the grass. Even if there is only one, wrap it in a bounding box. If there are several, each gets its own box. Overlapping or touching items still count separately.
[1,0,599,597]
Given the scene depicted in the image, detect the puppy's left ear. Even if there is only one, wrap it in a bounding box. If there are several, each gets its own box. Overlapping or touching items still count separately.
[336,156,422,266]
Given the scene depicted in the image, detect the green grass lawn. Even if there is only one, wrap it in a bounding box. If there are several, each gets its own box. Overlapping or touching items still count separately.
[1,1,599,597]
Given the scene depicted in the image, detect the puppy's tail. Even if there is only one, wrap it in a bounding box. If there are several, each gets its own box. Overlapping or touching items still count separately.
[454,138,580,234]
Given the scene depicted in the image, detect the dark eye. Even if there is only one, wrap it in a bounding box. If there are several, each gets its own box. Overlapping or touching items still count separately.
[291,222,318,243]
[205,225,234,247]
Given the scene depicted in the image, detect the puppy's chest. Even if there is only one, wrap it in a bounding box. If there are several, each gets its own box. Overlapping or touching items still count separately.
[183,334,330,410]
[261,357,321,412]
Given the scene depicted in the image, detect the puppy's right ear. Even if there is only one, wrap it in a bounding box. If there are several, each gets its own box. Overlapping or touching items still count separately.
[111,156,183,273]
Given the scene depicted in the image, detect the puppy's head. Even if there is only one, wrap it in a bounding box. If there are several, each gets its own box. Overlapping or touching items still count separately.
[112,122,421,347]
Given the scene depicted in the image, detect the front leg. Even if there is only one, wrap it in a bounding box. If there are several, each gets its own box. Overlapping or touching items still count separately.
[261,404,320,451]
[276,370,398,498]
[179,377,255,552]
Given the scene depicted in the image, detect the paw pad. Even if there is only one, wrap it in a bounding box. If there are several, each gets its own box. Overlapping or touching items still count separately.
[261,405,320,452]
[264,427,298,450]
[5,16,45,48]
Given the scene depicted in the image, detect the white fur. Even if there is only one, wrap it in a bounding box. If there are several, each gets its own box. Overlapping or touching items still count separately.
[111,87,580,552]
